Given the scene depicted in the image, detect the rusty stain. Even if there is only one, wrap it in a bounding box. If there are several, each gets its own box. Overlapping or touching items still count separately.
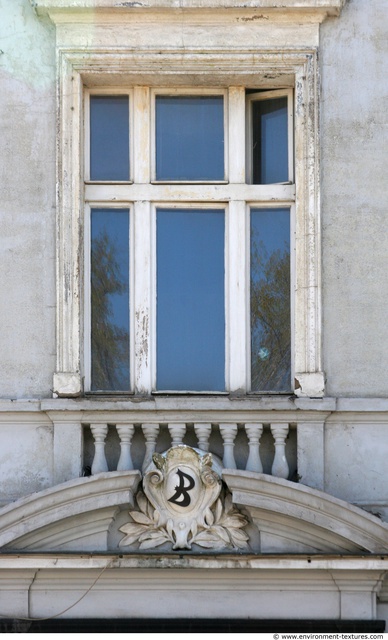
[294,377,301,390]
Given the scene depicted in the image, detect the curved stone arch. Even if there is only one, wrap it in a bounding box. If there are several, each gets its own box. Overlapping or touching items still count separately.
[0,470,387,554]
[223,470,388,554]
[0,471,141,551]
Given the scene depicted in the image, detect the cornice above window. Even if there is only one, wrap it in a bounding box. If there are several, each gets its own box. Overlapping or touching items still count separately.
[31,0,347,22]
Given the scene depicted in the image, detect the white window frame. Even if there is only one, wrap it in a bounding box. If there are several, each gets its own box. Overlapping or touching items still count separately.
[53,48,324,398]
[246,89,294,185]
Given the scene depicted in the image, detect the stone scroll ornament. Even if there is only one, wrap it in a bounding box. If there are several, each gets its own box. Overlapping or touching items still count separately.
[119,445,249,551]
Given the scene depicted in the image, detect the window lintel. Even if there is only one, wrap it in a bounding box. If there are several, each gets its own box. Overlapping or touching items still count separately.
[32,0,347,22]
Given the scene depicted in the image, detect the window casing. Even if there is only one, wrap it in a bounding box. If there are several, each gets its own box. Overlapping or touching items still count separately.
[53,48,324,399]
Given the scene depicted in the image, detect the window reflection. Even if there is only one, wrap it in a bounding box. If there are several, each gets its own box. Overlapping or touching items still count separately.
[250,208,291,392]
[251,97,288,184]
[91,209,130,391]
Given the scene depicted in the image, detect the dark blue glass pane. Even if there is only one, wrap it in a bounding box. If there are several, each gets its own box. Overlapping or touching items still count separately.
[156,96,224,181]
[91,208,130,391]
[252,97,288,184]
[250,208,291,391]
[157,208,225,390]
[90,96,129,181]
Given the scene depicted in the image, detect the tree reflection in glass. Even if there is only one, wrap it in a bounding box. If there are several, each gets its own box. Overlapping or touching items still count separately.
[91,209,130,391]
[250,208,291,392]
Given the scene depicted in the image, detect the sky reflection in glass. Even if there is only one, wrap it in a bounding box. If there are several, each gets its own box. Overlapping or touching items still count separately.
[157,208,225,391]
[90,96,129,181]
[252,97,288,184]
[156,96,224,181]
[250,208,291,392]
[91,208,130,391]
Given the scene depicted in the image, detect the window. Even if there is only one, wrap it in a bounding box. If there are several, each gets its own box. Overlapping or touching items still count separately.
[53,47,323,399]
[84,87,294,394]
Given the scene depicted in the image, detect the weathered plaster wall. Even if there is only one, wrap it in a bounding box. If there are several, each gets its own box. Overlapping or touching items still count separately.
[320,0,388,397]
[0,0,56,398]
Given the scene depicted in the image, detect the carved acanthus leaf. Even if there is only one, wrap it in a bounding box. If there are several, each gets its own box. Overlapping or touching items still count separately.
[119,488,249,551]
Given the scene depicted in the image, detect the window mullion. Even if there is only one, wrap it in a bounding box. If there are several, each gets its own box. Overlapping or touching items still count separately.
[133,86,150,183]
[227,200,248,392]
[228,86,246,184]
[133,200,153,394]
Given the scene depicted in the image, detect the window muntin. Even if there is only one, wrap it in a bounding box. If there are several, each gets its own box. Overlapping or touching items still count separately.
[85,86,294,394]
[89,95,130,182]
[155,95,225,182]
[250,207,291,392]
[90,208,130,391]
[156,207,225,391]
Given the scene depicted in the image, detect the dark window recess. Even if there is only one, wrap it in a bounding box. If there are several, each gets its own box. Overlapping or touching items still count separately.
[1,619,385,634]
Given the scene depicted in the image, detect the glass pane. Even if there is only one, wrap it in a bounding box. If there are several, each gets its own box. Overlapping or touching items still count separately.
[90,95,129,181]
[156,96,224,181]
[252,97,288,184]
[91,208,130,391]
[250,208,291,392]
[157,208,225,390]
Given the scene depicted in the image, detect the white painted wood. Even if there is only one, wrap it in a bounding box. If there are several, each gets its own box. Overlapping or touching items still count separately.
[227,200,248,392]
[85,182,295,202]
[90,423,109,474]
[228,87,246,184]
[133,86,150,184]
[133,200,152,394]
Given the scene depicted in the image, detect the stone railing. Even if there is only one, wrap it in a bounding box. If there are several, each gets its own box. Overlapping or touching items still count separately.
[85,421,296,481]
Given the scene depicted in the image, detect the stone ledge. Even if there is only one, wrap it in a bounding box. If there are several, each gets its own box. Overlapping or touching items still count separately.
[32,0,346,17]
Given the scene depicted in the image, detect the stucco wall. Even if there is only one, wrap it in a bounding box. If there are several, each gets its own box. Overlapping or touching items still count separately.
[0,0,387,507]
[0,0,56,399]
[1,0,387,399]
[320,0,388,397]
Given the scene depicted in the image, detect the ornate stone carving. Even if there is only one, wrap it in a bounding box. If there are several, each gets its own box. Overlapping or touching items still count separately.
[119,446,249,551]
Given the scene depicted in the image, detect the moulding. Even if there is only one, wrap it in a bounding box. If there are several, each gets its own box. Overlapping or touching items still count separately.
[32,0,347,20]
[52,47,323,397]
[0,554,387,572]
[0,471,141,550]
[223,470,388,553]
[1,469,387,555]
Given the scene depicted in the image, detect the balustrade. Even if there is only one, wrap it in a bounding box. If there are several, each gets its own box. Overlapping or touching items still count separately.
[85,420,294,480]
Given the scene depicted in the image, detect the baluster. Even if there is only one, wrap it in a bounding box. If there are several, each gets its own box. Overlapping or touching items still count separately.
[168,423,186,446]
[245,423,263,473]
[194,423,212,452]
[116,424,135,471]
[142,423,160,472]
[90,423,109,475]
[219,423,238,469]
[270,423,289,479]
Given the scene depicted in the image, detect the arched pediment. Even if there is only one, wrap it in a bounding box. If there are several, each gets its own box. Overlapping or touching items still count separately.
[0,468,387,554]
[223,470,388,554]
